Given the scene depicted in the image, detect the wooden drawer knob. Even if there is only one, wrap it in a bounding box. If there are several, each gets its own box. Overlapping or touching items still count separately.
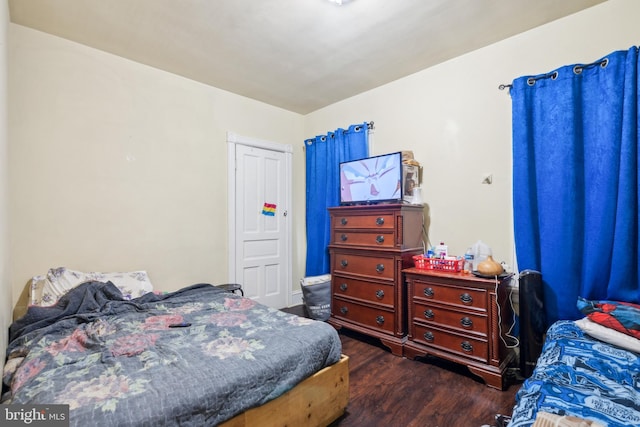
[375,264,385,273]
[340,233,348,242]
[423,287,434,298]
[423,331,434,342]
[375,217,385,226]
[461,341,473,353]
[376,315,385,325]
[375,235,385,244]
[423,309,434,320]
[340,306,348,314]
[340,259,348,268]
[341,218,348,225]
[375,289,385,299]
[340,283,348,291]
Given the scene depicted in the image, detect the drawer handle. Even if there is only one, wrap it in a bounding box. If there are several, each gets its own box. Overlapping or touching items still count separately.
[340,233,348,242]
[376,217,385,226]
[341,259,348,268]
[341,218,348,226]
[423,331,434,342]
[461,341,473,353]
[423,287,434,298]
[376,315,385,325]
[375,289,385,299]
[375,235,385,244]
[423,309,434,320]
[340,306,348,315]
[460,293,473,305]
[375,264,385,273]
[460,317,473,328]
[340,283,348,291]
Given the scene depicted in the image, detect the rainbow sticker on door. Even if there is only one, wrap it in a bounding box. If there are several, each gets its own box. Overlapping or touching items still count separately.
[262,203,276,216]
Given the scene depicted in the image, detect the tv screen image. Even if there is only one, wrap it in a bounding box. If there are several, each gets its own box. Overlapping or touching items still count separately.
[339,152,403,205]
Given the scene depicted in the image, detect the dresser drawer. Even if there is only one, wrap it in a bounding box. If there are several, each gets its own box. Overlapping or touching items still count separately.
[333,213,395,230]
[413,301,488,337]
[332,276,394,308]
[331,298,395,334]
[413,281,487,312]
[332,252,395,280]
[412,322,488,363]
[332,230,395,248]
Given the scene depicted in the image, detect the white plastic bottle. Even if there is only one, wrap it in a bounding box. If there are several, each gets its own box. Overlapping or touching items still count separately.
[464,247,474,273]
[435,242,448,258]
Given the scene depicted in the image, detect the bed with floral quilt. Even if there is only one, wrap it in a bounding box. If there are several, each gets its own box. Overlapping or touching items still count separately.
[1,281,346,426]
[508,299,640,427]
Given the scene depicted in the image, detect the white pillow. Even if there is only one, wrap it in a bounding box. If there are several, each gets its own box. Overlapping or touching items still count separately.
[29,275,51,306]
[93,271,153,299]
[575,317,640,354]
[29,267,154,307]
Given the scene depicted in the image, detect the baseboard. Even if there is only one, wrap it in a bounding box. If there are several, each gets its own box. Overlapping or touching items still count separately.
[290,290,303,307]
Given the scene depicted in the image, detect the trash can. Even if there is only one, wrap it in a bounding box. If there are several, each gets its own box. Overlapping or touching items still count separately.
[300,274,332,321]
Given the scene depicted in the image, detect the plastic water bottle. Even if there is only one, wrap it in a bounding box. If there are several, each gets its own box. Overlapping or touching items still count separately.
[464,247,474,273]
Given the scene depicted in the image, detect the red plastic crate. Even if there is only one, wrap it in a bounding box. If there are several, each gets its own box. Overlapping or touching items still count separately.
[413,255,463,272]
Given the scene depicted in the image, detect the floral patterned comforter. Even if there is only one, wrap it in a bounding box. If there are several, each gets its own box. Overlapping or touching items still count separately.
[1,282,342,426]
[508,320,640,427]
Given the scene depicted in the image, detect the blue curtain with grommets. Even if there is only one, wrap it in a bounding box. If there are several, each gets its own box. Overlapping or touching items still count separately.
[305,124,369,276]
[511,46,640,325]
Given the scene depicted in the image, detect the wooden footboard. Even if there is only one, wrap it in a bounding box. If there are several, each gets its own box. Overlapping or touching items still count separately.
[220,354,349,427]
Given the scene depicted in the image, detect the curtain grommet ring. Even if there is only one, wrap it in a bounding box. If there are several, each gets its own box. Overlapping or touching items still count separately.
[600,58,609,68]
[527,77,536,86]
[551,71,559,80]
[573,65,583,75]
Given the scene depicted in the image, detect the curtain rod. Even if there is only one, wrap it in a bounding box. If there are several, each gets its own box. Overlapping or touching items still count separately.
[303,121,374,148]
[498,57,609,92]
[356,121,374,131]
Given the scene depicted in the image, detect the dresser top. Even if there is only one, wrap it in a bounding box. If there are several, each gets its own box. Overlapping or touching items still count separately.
[329,203,424,212]
[403,267,512,285]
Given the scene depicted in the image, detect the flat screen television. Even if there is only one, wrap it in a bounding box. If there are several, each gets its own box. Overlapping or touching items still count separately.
[339,152,403,205]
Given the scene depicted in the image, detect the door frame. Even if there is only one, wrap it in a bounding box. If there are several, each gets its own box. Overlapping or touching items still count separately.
[227,131,293,307]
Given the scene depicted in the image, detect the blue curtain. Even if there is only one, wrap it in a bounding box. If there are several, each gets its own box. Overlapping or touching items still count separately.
[305,123,369,276]
[511,47,640,325]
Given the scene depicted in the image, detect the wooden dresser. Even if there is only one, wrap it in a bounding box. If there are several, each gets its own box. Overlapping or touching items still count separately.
[328,204,424,356]
[403,268,515,389]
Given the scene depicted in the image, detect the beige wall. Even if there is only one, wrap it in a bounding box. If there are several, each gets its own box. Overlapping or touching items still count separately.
[0,0,9,368]
[6,0,640,318]
[8,24,303,312]
[303,0,640,266]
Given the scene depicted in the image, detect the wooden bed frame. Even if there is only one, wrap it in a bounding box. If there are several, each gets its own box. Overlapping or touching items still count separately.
[221,354,349,427]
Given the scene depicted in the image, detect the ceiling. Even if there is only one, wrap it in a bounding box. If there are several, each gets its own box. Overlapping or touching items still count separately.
[9,0,605,114]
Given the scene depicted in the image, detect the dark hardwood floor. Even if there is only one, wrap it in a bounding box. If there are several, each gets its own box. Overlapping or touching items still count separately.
[282,305,521,427]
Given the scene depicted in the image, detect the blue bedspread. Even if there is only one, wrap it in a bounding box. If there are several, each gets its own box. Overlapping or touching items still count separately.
[508,320,640,427]
[2,282,342,426]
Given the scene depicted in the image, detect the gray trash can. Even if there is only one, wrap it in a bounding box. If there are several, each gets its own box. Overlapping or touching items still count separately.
[300,274,332,321]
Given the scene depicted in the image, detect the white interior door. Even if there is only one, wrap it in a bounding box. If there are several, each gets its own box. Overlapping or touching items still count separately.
[227,133,291,309]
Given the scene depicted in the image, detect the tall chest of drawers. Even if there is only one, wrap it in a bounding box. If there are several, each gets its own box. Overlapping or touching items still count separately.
[403,268,515,389]
[328,204,424,356]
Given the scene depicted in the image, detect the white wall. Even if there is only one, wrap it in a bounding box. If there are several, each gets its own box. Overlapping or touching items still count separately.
[303,0,640,267]
[0,0,9,368]
[8,24,304,313]
[7,0,640,318]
